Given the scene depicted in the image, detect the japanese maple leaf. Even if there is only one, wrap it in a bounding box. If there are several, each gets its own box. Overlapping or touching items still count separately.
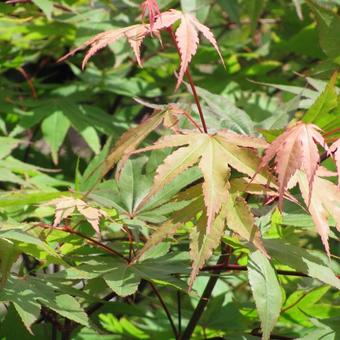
[47,197,107,234]
[259,122,326,207]
[141,0,160,29]
[132,130,270,233]
[152,9,224,89]
[295,170,340,257]
[330,139,340,186]
[59,24,150,68]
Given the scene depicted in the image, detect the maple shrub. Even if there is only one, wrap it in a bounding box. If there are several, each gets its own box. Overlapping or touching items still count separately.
[0,0,340,339]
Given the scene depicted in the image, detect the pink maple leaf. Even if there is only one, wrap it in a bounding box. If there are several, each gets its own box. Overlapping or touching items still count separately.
[141,0,161,29]
[153,9,224,89]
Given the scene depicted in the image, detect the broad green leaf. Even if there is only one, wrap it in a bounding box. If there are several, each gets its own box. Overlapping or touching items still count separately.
[264,239,340,289]
[0,137,20,159]
[282,286,330,327]
[49,294,90,327]
[0,168,25,185]
[201,295,251,331]
[41,111,70,164]
[248,250,283,340]
[77,126,101,155]
[118,158,151,213]
[303,71,338,124]
[0,239,19,289]
[197,87,255,135]
[0,228,65,265]
[104,262,141,297]
[307,0,340,59]
[299,317,340,340]
[0,191,72,208]
[0,276,89,332]
[99,314,149,339]
[181,0,211,22]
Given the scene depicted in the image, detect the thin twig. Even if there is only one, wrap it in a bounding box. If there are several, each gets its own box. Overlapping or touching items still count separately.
[36,223,128,262]
[85,292,116,315]
[149,282,179,339]
[177,290,182,336]
[17,67,37,98]
[123,226,136,260]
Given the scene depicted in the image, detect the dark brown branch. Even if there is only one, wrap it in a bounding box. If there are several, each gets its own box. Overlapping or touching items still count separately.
[149,282,179,339]
[202,263,340,279]
[85,292,116,315]
[177,290,182,336]
[180,246,232,340]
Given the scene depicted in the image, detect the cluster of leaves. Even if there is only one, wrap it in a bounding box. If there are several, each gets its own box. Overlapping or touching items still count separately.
[0,0,340,339]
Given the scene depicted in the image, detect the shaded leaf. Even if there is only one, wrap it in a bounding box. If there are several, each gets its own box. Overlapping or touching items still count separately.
[248,250,283,340]
[41,106,70,165]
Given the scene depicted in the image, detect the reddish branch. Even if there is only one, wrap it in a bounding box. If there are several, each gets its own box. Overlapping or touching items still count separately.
[167,27,208,133]
[36,223,128,261]
[17,67,37,98]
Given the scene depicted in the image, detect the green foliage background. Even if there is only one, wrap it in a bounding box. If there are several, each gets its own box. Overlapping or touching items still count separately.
[0,0,339,339]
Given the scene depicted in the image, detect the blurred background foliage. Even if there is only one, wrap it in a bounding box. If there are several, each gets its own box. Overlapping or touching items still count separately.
[0,0,340,339]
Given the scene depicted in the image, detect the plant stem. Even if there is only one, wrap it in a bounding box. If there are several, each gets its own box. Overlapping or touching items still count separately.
[167,27,208,133]
[202,263,340,279]
[36,223,128,262]
[185,70,208,133]
[177,290,182,336]
[180,246,231,340]
[149,282,179,339]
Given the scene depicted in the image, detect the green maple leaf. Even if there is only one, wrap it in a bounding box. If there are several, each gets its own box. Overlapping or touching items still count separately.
[131,130,272,285]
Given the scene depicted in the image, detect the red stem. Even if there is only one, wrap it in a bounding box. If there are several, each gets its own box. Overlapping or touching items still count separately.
[149,282,179,339]
[323,127,340,138]
[167,27,208,133]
